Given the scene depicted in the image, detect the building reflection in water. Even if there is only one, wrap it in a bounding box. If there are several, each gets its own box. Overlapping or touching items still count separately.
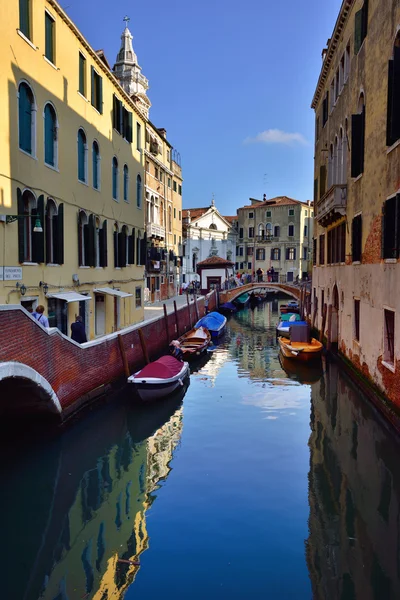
[0,388,185,600]
[307,360,400,600]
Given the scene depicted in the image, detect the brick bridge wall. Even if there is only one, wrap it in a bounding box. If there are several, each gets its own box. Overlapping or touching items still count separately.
[0,292,216,417]
[219,283,301,304]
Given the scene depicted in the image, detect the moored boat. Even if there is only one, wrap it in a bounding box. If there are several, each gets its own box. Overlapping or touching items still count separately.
[280,301,300,314]
[218,302,237,316]
[279,312,301,322]
[177,326,211,360]
[128,356,189,401]
[234,293,250,310]
[278,336,323,362]
[195,311,227,339]
[276,320,308,338]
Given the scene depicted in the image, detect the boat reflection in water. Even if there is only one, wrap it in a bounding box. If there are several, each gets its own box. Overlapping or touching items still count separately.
[0,382,188,600]
[307,361,400,599]
[279,353,323,385]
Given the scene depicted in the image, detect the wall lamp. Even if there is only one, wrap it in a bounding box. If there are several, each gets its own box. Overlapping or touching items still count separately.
[39,281,49,295]
[16,282,27,296]
[0,214,43,233]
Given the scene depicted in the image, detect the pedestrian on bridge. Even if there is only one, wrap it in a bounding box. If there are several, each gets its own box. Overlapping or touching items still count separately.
[71,315,87,344]
[33,305,49,328]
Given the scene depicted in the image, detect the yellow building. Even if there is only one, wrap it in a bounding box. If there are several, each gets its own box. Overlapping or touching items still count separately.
[311,0,400,406]
[0,0,147,339]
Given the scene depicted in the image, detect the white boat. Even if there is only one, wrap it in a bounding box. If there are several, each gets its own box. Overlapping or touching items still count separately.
[128,355,190,401]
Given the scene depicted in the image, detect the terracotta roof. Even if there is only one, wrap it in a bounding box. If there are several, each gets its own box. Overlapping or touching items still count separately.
[182,207,210,220]
[240,196,310,209]
[224,216,237,223]
[197,256,234,267]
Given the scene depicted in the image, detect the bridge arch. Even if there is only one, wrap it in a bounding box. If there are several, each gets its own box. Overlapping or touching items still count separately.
[0,362,62,417]
[220,283,300,303]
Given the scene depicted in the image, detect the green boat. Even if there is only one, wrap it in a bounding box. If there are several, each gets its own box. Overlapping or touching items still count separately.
[279,312,301,322]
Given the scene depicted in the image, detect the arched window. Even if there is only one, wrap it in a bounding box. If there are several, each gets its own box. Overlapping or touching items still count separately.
[266,223,272,238]
[92,141,100,190]
[18,82,35,155]
[113,222,119,267]
[351,93,365,178]
[123,165,129,202]
[136,174,142,208]
[274,225,280,238]
[258,223,264,237]
[44,103,57,167]
[334,136,339,185]
[95,217,101,267]
[18,189,37,263]
[112,157,119,200]
[45,199,58,264]
[78,210,88,266]
[136,230,141,266]
[168,206,172,232]
[121,225,129,266]
[209,223,217,230]
[341,125,348,182]
[77,129,87,183]
[328,143,334,188]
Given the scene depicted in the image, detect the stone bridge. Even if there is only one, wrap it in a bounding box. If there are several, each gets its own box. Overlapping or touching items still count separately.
[219,283,301,304]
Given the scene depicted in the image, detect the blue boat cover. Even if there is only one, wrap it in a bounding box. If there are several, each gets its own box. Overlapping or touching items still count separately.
[278,320,307,329]
[220,302,236,311]
[195,311,227,332]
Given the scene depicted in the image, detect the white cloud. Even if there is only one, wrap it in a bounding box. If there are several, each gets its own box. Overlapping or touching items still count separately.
[244,129,308,146]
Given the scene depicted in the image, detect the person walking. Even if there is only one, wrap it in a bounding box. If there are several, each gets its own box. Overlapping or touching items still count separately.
[34,305,49,328]
[71,315,87,343]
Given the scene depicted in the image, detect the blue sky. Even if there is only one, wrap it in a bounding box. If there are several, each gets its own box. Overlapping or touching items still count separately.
[66,0,342,215]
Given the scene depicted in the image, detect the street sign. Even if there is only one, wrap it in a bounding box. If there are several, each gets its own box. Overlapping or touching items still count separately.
[0,267,23,281]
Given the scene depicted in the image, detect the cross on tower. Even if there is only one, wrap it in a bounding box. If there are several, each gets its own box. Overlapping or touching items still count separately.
[123,15,130,27]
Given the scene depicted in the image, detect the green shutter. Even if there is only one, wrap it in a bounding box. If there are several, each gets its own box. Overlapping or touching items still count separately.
[319,165,326,198]
[127,111,133,143]
[351,113,363,177]
[33,195,45,263]
[87,214,95,267]
[44,105,55,166]
[57,204,64,264]
[79,53,85,96]
[354,9,363,54]
[91,66,95,107]
[114,230,118,267]
[17,188,25,263]
[99,220,107,267]
[19,0,30,39]
[19,84,32,154]
[98,75,103,114]
[45,13,54,63]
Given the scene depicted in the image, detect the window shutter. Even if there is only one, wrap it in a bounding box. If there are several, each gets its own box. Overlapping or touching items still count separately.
[286,248,289,260]
[314,178,318,203]
[391,48,400,144]
[293,248,296,260]
[44,106,55,166]
[33,195,45,263]
[270,248,274,260]
[118,230,127,267]
[114,230,119,268]
[354,8,363,54]
[397,195,400,259]
[319,165,326,198]
[98,75,103,114]
[127,111,133,143]
[78,215,83,266]
[19,0,29,37]
[79,53,85,95]
[140,233,147,265]
[112,95,117,129]
[381,204,386,259]
[386,60,394,146]
[87,214,95,267]
[129,228,135,264]
[19,85,32,154]
[351,113,363,177]
[57,204,64,264]
[91,66,95,107]
[84,224,89,266]
[383,197,396,258]
[17,188,25,263]
[99,220,107,267]
[45,13,53,62]
[362,0,369,40]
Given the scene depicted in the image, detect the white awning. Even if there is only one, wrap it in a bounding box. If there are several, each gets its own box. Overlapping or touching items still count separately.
[47,292,92,303]
[94,287,133,298]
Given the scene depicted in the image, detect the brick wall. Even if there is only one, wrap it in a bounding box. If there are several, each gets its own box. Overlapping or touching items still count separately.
[0,293,213,415]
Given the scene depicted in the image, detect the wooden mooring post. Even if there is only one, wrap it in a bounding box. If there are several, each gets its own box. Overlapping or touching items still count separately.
[312,298,318,330]
[194,295,199,322]
[118,334,130,377]
[138,328,150,364]
[173,300,179,336]
[163,303,170,343]
[319,303,327,343]
[186,293,192,328]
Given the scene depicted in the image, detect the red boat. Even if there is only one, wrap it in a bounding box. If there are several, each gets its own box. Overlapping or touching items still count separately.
[128,356,189,401]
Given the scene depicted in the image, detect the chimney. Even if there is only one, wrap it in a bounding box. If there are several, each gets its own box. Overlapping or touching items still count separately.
[158,128,167,139]
[263,194,267,201]
[187,210,191,224]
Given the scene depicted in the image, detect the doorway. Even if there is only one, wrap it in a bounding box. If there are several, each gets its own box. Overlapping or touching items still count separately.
[114,296,120,332]
[206,276,221,291]
[79,294,90,339]
[95,294,105,336]
[287,272,294,283]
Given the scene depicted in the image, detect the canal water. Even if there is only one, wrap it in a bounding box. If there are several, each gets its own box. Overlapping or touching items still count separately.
[2,299,400,600]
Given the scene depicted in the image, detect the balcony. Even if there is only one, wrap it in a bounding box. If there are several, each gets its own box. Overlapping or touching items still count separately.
[147,223,165,239]
[317,184,347,227]
[256,234,275,243]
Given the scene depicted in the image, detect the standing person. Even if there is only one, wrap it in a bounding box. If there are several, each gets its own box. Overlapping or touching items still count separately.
[256,267,263,282]
[71,315,87,343]
[270,266,275,282]
[34,305,49,328]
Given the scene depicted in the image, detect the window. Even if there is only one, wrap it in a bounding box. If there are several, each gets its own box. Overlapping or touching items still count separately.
[248,227,254,238]
[238,246,243,256]
[322,91,329,126]
[79,52,86,96]
[179,211,181,220]
[136,174,142,208]
[313,238,317,265]
[354,0,368,55]
[45,199,64,265]
[45,12,55,64]
[258,223,265,238]
[316,116,320,141]
[77,128,87,183]
[18,82,35,155]
[266,210,272,218]
[256,248,265,261]
[352,214,362,261]
[135,287,142,308]
[173,180,177,192]
[168,177,171,188]
[304,225,308,237]
[92,141,100,189]
[17,188,44,263]
[122,108,132,142]
[168,206,172,232]
[271,248,280,261]
[327,222,346,264]
[382,195,400,258]
[319,165,327,198]
[247,247,254,256]
[351,95,365,178]
[344,43,350,82]
[123,165,129,202]
[113,223,119,268]
[274,225,280,237]
[354,299,360,341]
[159,171,163,183]
[248,262,252,270]
[174,234,176,244]
[19,0,31,40]
[339,55,345,92]
[136,122,141,150]
[266,223,272,238]
[44,103,57,167]
[335,69,340,102]
[330,79,335,112]
[387,35,400,146]
[249,212,254,219]
[113,95,122,133]
[239,227,244,239]
[383,309,395,366]
[112,157,118,200]
[78,210,89,266]
[319,234,325,265]
[179,184,182,195]
[288,208,295,217]
[145,161,149,172]
[287,247,296,260]
[91,67,103,113]
[288,224,294,237]
[155,167,159,180]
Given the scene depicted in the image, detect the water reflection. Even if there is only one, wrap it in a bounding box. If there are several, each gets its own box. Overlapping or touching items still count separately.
[0,388,186,600]
[307,360,400,600]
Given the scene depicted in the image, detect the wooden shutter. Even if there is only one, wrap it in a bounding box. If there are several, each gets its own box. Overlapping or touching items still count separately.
[360,107,366,174]
[293,248,296,261]
[384,197,397,258]
[351,113,363,177]
[140,233,147,265]
[19,0,30,38]
[112,95,117,129]
[57,204,64,264]
[319,165,326,198]
[33,195,45,263]
[386,60,394,146]
[79,53,85,95]
[84,224,89,266]
[17,188,25,263]
[114,230,118,268]
[354,8,363,54]
[44,106,54,166]
[78,214,83,265]
[45,13,53,62]
[270,248,274,260]
[129,228,135,264]
[91,67,95,107]
[99,220,107,267]
[87,214,95,267]
[127,112,133,143]
[98,75,103,114]
[362,0,369,40]
[118,230,126,267]
[391,48,400,144]
[396,195,400,259]
[314,178,318,203]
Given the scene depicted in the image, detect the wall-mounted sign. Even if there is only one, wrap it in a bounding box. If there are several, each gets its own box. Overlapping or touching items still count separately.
[0,267,23,281]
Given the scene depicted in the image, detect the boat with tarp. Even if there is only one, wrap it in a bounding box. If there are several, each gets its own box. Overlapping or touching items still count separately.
[195,311,227,338]
[128,356,189,401]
